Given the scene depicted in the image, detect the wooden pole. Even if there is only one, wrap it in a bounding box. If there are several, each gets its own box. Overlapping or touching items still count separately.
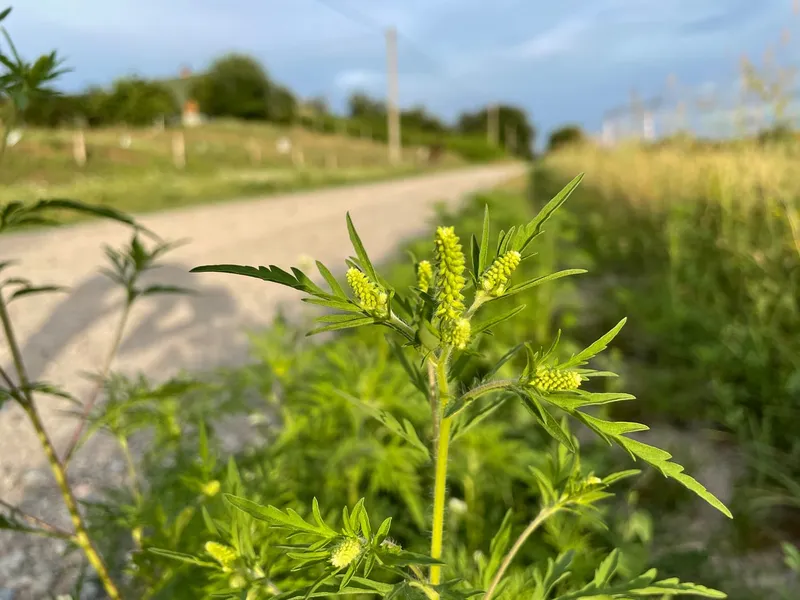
[73,129,86,167]
[172,130,186,169]
[386,26,401,165]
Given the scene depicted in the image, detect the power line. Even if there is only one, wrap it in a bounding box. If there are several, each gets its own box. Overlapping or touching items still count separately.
[309,0,486,102]
[311,0,386,32]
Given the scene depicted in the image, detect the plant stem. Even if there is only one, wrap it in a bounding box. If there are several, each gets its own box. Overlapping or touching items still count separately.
[429,356,452,586]
[448,379,518,418]
[483,505,560,600]
[0,292,31,397]
[427,360,439,445]
[0,294,122,599]
[20,401,123,598]
[0,498,73,539]
[63,299,132,467]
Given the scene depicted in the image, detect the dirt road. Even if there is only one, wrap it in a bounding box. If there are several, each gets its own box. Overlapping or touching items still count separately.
[0,163,525,596]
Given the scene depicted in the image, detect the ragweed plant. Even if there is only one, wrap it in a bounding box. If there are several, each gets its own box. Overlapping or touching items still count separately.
[0,8,188,597]
[179,173,733,599]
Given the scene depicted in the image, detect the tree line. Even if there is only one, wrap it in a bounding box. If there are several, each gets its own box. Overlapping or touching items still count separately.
[21,53,539,159]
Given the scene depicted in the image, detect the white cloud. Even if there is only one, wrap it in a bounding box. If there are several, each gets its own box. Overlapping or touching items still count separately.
[334,68,384,91]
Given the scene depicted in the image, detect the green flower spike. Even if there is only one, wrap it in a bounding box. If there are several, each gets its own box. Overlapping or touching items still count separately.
[530,366,582,392]
[417,260,433,293]
[480,250,521,297]
[442,318,471,350]
[205,541,238,572]
[330,537,362,568]
[433,226,466,324]
[346,267,388,318]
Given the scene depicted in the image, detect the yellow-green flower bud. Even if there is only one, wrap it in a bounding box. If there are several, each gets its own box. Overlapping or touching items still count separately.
[330,537,362,568]
[417,260,433,293]
[530,366,582,392]
[380,538,402,554]
[442,318,471,350]
[229,572,248,589]
[480,251,521,297]
[346,268,388,318]
[201,480,220,497]
[205,541,238,572]
[433,226,466,324]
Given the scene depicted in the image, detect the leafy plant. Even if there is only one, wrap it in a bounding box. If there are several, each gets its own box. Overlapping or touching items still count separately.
[156,172,733,598]
[0,8,186,597]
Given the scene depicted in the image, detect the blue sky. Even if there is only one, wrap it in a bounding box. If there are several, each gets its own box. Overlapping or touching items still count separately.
[8,0,799,139]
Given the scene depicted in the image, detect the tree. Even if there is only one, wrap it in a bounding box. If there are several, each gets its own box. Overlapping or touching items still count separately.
[457,104,535,159]
[347,91,385,119]
[401,105,446,134]
[546,124,586,152]
[192,53,273,120]
[104,77,179,125]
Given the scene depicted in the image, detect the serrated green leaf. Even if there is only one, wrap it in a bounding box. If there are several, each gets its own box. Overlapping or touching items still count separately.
[531,551,575,600]
[451,395,508,442]
[572,413,732,518]
[7,284,67,302]
[593,549,619,586]
[316,261,346,297]
[558,318,626,369]
[377,548,445,567]
[375,517,392,545]
[147,548,217,568]
[201,506,219,537]
[307,316,375,336]
[554,567,727,599]
[478,203,492,274]
[502,269,587,299]
[336,390,430,459]
[223,494,337,538]
[513,173,584,253]
[482,509,513,588]
[345,212,378,282]
[303,297,362,312]
[518,391,577,452]
[141,284,194,297]
[472,304,527,335]
[542,390,636,412]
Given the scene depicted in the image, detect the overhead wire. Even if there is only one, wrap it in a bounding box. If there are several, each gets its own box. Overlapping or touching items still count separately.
[309,0,488,104]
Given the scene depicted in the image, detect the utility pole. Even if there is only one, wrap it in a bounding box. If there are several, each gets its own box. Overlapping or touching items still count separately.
[487,103,499,145]
[386,26,401,165]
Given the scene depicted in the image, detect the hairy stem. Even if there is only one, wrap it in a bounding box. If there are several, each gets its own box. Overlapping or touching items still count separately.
[483,505,560,600]
[429,355,452,586]
[0,294,122,599]
[63,299,132,466]
[119,436,141,499]
[20,401,122,599]
[427,360,439,445]
[449,379,518,417]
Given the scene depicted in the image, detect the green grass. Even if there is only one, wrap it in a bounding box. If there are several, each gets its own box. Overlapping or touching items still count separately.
[1,119,479,221]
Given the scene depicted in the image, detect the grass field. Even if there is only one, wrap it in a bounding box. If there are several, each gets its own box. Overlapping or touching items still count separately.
[535,141,800,564]
[0,119,469,218]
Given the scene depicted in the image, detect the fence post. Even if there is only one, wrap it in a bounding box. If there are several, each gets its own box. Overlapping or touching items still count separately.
[73,129,86,167]
[172,130,186,169]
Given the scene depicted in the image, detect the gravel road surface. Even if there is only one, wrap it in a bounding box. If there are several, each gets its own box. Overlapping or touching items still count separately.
[0,163,525,597]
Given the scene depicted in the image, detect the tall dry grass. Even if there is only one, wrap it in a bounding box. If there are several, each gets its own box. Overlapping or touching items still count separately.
[536,141,800,532]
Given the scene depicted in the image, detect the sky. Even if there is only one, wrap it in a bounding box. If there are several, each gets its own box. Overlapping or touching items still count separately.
[8,0,800,140]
